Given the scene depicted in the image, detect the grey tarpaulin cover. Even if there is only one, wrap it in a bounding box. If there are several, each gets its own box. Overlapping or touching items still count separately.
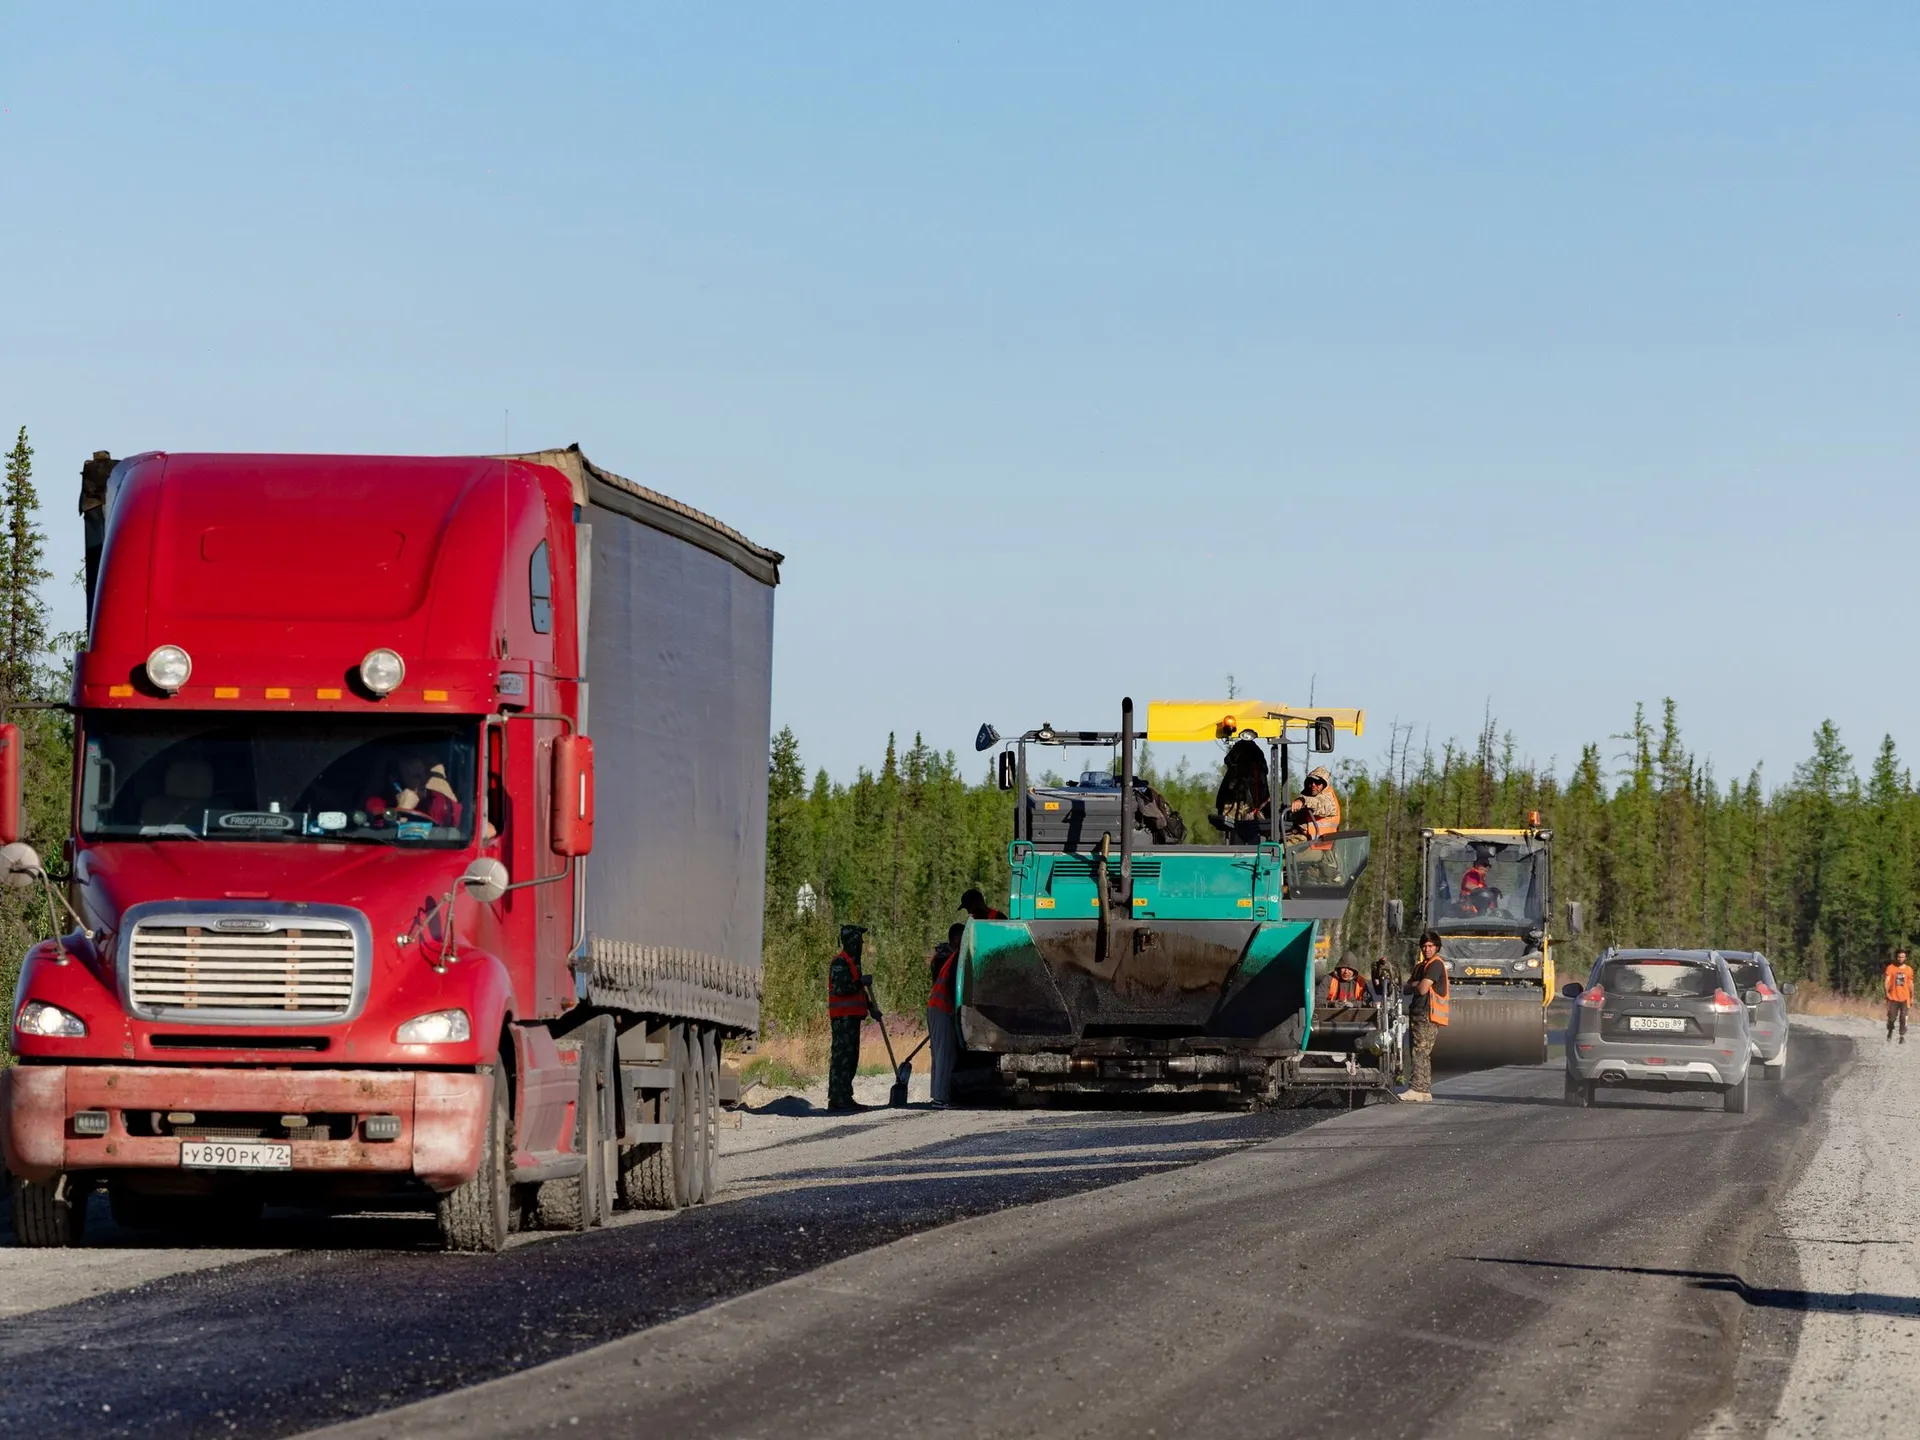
[512,447,779,1035]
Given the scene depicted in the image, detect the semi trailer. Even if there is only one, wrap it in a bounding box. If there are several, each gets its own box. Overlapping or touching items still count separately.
[1,444,778,1249]
[953,698,1386,1104]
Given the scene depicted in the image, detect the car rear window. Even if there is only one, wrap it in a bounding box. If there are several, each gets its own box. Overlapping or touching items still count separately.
[1598,960,1721,999]
[1727,962,1767,990]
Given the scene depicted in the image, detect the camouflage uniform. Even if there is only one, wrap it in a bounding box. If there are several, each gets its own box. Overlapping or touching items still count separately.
[1408,1017,1440,1093]
[827,948,869,1109]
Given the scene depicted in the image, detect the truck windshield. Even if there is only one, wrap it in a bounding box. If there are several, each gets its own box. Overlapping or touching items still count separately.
[1429,838,1547,928]
[81,713,478,845]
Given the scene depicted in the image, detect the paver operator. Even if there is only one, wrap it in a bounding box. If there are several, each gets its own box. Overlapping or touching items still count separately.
[1888,947,1914,1044]
[1403,930,1450,1102]
[927,921,964,1107]
[959,888,1006,921]
[828,925,879,1111]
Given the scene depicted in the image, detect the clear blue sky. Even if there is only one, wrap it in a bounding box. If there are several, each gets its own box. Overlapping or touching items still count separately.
[4,4,1916,790]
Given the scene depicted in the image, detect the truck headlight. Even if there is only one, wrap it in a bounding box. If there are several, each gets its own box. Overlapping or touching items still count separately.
[395,1008,470,1044]
[17,1000,87,1037]
[145,644,192,692]
[360,648,405,696]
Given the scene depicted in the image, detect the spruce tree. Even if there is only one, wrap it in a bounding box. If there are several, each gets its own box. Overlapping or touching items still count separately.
[1,426,51,705]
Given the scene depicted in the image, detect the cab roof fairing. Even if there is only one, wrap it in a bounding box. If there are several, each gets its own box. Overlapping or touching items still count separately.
[79,452,579,710]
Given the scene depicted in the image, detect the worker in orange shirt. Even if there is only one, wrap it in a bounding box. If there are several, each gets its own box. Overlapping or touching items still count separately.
[1887,947,1915,1044]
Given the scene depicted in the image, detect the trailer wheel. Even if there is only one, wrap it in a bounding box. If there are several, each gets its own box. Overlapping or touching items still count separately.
[10,1171,88,1247]
[535,1018,615,1231]
[694,1028,720,1204]
[438,1065,512,1252]
[620,1025,689,1211]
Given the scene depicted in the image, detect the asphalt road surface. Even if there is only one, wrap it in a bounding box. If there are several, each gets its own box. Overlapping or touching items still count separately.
[1,1033,1846,1440]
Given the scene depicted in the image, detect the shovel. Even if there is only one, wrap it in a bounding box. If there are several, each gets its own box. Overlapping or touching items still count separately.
[887,1034,932,1107]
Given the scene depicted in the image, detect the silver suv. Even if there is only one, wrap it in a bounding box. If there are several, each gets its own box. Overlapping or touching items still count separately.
[1719,950,1792,1080]
[1562,948,1753,1113]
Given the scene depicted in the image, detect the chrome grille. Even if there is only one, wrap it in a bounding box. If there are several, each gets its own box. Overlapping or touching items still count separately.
[128,918,360,1019]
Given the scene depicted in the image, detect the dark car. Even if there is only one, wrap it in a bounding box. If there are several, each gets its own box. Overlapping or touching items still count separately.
[1719,950,1792,1079]
[1562,948,1753,1113]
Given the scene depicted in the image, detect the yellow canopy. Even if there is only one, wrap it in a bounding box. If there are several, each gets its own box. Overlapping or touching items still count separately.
[1145,699,1367,744]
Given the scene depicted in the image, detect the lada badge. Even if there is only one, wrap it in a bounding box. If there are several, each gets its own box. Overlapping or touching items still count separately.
[217,813,298,832]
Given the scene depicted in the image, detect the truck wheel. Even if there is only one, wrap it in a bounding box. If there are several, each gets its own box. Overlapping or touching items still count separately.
[695,1028,720,1204]
[10,1171,88,1247]
[535,1019,614,1231]
[438,1065,512,1252]
[675,1021,706,1213]
[620,1027,688,1212]
[1724,1071,1750,1115]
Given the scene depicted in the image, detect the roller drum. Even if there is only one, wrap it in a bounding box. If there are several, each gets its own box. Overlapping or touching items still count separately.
[1434,985,1547,1071]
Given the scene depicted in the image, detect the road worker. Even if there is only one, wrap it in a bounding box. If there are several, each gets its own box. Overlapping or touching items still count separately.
[1887,947,1915,1044]
[1324,956,1375,1006]
[1284,766,1341,844]
[827,925,878,1111]
[927,921,964,1107]
[959,888,1006,922]
[1402,930,1450,1102]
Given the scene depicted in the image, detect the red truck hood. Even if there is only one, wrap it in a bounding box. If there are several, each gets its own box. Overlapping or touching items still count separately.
[76,840,478,943]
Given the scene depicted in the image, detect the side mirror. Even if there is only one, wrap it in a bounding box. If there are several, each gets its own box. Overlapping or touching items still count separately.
[550,734,595,856]
[996,751,1017,792]
[1,839,42,890]
[460,857,510,904]
[1313,716,1336,753]
[1743,990,1761,1005]
[1561,981,1585,999]
[975,724,1001,753]
[1384,898,1405,934]
[1565,900,1585,936]
[0,722,20,845]
[1781,982,1797,997]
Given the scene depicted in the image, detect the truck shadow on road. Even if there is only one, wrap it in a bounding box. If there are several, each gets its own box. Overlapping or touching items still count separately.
[1463,1255,1920,1317]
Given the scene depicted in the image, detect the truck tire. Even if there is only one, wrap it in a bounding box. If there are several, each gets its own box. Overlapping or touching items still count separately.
[678,1025,707,1207]
[694,1028,720,1204]
[438,1065,512,1252]
[620,1026,689,1212]
[10,1171,88,1247]
[1724,1071,1750,1115]
[534,1019,614,1231]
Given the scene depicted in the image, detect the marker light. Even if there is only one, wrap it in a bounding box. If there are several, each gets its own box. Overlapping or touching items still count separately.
[359,648,405,696]
[145,645,192,692]
[395,1008,470,1044]
[16,1000,87,1037]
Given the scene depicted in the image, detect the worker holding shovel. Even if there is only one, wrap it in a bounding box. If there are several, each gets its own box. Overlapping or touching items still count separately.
[827,925,877,1112]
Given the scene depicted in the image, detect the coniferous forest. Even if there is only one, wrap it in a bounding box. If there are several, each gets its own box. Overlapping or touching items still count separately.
[759,704,1920,1033]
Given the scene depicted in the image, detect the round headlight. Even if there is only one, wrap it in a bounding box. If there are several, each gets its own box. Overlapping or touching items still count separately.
[360,648,405,696]
[145,645,192,692]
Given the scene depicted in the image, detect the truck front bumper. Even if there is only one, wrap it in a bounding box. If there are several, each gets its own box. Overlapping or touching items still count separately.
[0,1065,487,1192]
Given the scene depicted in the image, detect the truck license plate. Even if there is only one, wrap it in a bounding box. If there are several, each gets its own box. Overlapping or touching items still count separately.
[1629,1016,1686,1032]
[180,1141,292,1171]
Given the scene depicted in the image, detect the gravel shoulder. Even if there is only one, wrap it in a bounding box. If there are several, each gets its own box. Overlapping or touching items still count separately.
[1703,1016,1920,1438]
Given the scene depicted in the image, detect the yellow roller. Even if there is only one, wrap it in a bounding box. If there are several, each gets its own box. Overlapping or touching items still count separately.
[1434,986,1549,1071]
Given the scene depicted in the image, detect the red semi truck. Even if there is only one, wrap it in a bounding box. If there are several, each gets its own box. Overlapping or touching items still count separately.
[0,445,778,1250]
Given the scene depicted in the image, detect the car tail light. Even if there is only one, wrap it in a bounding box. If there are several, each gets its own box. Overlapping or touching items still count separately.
[1578,986,1604,1010]
[1709,990,1741,1014]
[1754,983,1777,999]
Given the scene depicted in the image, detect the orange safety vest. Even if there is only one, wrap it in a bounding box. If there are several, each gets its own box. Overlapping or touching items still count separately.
[1326,973,1365,1004]
[828,951,869,1019]
[1304,794,1342,849]
[929,951,958,1014]
[1415,954,1450,1027]
[1887,963,1915,1005]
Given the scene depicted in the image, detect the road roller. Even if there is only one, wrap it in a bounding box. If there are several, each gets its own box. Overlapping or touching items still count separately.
[1391,825,1582,1070]
[952,697,1378,1104]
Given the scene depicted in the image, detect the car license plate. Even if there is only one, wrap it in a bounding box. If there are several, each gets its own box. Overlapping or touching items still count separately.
[1629,1016,1686,1032]
[1463,966,1504,977]
[180,1141,292,1171]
